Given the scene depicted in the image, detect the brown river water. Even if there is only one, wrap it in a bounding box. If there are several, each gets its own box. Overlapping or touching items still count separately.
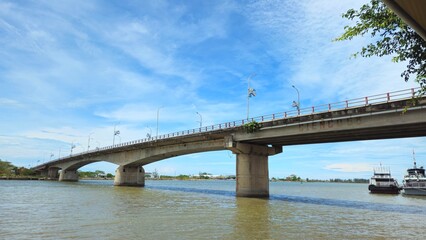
[1,180,425,239]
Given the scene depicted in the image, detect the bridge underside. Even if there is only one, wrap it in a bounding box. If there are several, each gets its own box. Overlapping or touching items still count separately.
[246,121,426,146]
[37,139,282,197]
[235,104,426,146]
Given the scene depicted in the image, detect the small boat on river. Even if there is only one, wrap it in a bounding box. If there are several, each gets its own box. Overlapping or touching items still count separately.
[368,166,400,194]
[402,152,426,196]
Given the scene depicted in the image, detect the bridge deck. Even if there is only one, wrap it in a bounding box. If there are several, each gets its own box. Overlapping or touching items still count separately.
[33,88,426,171]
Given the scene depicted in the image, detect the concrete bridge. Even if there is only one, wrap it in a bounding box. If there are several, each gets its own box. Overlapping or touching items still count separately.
[33,88,426,197]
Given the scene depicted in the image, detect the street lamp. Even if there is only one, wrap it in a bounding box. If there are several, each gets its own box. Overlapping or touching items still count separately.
[247,73,257,120]
[156,106,163,138]
[196,112,202,128]
[292,85,300,114]
[70,142,76,156]
[113,124,120,146]
[87,132,94,151]
[146,127,152,140]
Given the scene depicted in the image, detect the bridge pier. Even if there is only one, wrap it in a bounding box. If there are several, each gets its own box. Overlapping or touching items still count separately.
[38,169,48,178]
[59,169,79,182]
[47,167,60,180]
[226,138,282,198]
[114,165,145,187]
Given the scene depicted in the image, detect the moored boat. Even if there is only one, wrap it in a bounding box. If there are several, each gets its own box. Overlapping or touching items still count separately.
[368,166,400,194]
[402,152,426,196]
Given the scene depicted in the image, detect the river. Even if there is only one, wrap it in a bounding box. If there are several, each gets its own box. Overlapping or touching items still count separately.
[1,180,425,239]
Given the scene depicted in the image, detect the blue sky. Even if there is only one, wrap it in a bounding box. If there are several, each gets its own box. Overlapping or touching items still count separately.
[1,0,424,181]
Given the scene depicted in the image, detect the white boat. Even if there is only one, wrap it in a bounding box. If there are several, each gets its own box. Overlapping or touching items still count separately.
[368,166,400,194]
[402,152,426,196]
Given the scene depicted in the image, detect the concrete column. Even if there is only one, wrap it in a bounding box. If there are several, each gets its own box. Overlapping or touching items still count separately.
[47,167,60,180]
[226,137,282,198]
[236,150,269,197]
[59,169,79,182]
[39,169,48,178]
[114,165,145,187]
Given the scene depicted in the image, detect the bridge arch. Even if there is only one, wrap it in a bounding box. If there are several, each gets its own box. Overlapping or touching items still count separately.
[46,138,227,185]
[57,159,117,182]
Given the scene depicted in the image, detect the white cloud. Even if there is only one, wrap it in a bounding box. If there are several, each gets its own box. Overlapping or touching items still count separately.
[243,0,417,105]
[324,163,372,173]
[0,135,61,162]
[0,98,23,108]
[95,101,243,130]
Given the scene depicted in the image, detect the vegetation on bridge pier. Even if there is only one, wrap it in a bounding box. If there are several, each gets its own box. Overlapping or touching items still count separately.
[242,120,262,133]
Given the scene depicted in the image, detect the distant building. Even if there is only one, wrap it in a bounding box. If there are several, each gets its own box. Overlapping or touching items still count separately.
[96,173,106,178]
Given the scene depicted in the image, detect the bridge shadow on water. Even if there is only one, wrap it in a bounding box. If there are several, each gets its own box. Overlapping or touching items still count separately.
[146,185,426,215]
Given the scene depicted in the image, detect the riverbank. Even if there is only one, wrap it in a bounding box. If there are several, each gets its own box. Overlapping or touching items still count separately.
[0,176,114,181]
[0,176,369,183]
[0,176,40,180]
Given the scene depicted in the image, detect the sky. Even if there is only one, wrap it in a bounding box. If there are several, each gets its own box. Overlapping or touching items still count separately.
[0,0,425,181]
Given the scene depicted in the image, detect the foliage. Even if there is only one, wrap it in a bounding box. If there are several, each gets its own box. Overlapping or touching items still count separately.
[176,174,190,180]
[14,167,35,176]
[335,0,426,93]
[78,170,112,178]
[242,121,262,133]
[286,174,302,182]
[198,172,212,179]
[329,178,369,183]
[159,175,175,180]
[0,159,15,176]
[0,160,35,176]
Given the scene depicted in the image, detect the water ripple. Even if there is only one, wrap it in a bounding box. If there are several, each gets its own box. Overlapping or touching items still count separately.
[147,185,426,215]
[270,194,426,215]
[146,185,236,197]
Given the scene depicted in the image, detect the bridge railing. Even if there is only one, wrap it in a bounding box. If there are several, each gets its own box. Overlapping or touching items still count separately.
[49,87,422,161]
[103,88,421,149]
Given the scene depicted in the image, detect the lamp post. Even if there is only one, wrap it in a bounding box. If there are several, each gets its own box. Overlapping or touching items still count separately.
[247,73,257,120]
[113,124,120,146]
[87,132,94,151]
[196,112,202,128]
[70,142,76,156]
[292,85,300,114]
[146,127,152,140]
[156,106,163,138]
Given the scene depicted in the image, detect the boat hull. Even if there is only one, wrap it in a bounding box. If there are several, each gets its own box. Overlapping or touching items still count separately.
[368,185,400,194]
[402,188,426,196]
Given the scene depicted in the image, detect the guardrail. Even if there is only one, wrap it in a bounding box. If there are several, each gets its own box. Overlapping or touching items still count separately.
[43,87,423,164]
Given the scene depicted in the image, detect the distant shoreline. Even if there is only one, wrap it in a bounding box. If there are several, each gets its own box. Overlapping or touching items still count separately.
[0,176,40,180]
[0,176,368,184]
